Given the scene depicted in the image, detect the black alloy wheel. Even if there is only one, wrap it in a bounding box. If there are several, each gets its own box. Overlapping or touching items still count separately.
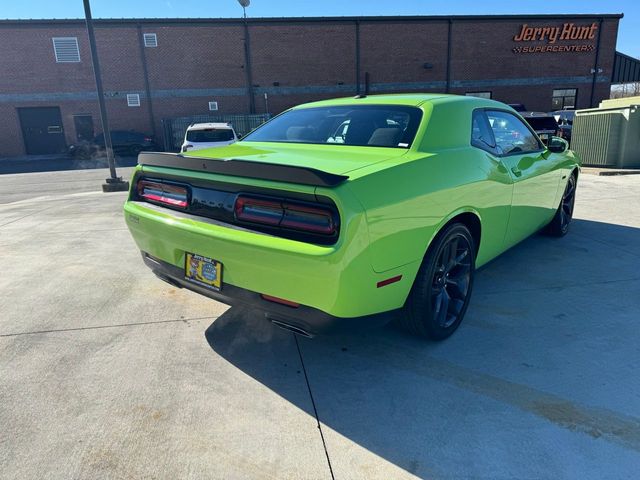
[548,173,577,237]
[399,223,476,340]
[431,233,473,329]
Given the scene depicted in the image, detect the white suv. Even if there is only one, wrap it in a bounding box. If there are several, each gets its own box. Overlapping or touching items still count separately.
[181,122,237,153]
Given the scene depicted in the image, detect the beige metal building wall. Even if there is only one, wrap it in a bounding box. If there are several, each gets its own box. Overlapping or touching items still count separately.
[572,97,640,168]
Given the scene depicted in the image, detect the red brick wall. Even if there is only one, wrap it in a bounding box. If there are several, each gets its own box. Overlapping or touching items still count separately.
[0,16,620,157]
[250,22,357,87]
[0,26,95,94]
[360,20,449,88]
[452,20,594,80]
[142,24,247,89]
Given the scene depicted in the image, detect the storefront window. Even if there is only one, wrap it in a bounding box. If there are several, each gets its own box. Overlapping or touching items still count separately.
[552,89,577,110]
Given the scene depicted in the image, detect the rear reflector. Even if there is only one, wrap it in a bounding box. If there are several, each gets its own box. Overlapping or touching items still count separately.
[261,294,300,308]
[377,275,402,288]
[138,180,188,208]
[235,195,336,235]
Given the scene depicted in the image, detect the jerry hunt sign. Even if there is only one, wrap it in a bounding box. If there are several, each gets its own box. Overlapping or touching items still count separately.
[512,22,598,54]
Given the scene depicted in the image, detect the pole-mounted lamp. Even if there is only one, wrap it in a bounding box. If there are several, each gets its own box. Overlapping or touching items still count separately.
[238,0,250,17]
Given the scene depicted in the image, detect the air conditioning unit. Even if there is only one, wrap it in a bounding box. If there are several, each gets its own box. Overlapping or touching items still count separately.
[572,98,640,168]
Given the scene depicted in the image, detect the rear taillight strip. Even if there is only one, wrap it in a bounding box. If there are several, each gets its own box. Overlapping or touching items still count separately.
[234,194,336,235]
[138,180,189,208]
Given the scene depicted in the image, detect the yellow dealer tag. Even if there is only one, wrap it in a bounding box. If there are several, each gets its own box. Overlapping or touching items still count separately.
[185,252,222,291]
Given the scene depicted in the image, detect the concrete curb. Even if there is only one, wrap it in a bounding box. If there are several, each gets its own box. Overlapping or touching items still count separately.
[581,167,640,176]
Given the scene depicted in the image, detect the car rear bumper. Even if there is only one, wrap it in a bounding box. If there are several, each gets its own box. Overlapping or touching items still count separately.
[124,198,416,319]
[142,252,398,336]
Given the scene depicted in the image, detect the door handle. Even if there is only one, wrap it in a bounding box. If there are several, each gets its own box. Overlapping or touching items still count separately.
[511,166,522,177]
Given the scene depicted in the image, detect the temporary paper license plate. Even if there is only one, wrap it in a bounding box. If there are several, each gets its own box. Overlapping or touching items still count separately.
[185,253,222,291]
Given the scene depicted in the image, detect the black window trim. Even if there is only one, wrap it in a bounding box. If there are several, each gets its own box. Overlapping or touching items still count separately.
[472,107,546,158]
[470,108,498,155]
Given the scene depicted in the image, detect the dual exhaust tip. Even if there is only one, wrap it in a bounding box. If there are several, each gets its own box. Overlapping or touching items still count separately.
[268,317,314,338]
[154,271,314,338]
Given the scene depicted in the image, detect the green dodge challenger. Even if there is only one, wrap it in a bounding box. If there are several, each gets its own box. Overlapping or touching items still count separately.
[124,94,579,340]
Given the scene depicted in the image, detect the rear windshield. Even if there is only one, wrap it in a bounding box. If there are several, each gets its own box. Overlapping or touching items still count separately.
[524,116,558,131]
[242,105,423,148]
[186,129,234,143]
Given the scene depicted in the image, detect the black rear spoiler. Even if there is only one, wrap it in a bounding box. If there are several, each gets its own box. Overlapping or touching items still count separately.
[138,152,349,187]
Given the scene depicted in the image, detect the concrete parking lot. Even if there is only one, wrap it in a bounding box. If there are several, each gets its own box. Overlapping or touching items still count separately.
[1,168,639,479]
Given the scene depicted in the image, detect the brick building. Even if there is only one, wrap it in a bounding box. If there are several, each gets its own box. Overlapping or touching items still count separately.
[0,14,627,157]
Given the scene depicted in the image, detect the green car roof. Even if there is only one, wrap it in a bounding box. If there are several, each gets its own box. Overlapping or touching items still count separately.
[291,93,509,116]
[292,93,451,109]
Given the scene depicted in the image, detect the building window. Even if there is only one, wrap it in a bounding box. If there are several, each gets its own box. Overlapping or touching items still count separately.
[466,92,492,99]
[52,37,80,63]
[208,101,219,111]
[143,33,158,47]
[127,94,141,107]
[552,89,577,110]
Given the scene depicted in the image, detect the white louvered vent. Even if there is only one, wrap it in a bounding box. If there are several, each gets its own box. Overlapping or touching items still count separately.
[52,37,80,63]
[127,94,141,107]
[143,33,158,47]
[208,101,219,111]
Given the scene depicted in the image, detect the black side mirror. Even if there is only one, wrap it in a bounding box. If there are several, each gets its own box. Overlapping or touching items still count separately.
[547,136,568,154]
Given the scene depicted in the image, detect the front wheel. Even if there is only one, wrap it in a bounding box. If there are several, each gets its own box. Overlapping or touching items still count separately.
[399,223,476,340]
[547,173,577,237]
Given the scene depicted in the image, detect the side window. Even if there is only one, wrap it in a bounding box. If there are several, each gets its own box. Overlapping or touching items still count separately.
[486,110,542,156]
[471,109,497,153]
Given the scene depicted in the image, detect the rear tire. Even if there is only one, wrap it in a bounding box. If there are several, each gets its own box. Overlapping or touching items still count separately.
[547,173,577,237]
[398,223,476,340]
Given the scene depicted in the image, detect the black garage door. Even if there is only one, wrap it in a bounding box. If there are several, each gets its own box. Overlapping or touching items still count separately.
[18,107,67,155]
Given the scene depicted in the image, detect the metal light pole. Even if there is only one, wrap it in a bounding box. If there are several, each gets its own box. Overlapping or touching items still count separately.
[82,0,129,192]
[238,0,256,113]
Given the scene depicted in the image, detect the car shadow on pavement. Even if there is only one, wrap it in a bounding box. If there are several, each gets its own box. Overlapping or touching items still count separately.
[204,219,640,478]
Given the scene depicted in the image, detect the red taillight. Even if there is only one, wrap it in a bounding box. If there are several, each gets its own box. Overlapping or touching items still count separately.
[234,195,336,235]
[282,204,335,234]
[234,197,283,225]
[137,180,188,208]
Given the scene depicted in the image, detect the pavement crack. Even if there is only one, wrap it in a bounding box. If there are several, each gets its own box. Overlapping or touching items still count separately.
[0,204,58,228]
[0,316,217,337]
[294,334,336,480]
